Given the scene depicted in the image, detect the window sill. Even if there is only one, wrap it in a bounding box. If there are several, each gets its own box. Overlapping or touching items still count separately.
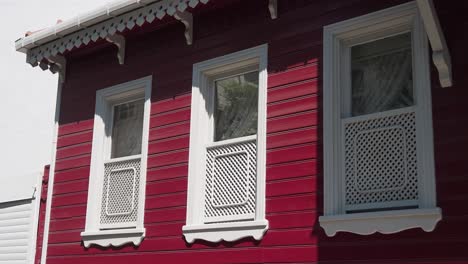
[182,220,268,243]
[319,208,442,236]
[81,228,145,248]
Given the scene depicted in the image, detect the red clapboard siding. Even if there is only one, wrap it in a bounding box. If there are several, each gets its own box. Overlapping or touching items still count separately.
[267,159,318,181]
[56,131,93,148]
[146,178,187,195]
[149,122,190,141]
[267,111,319,133]
[54,179,89,195]
[267,127,318,149]
[146,164,188,182]
[54,155,90,171]
[150,108,191,128]
[56,143,92,160]
[267,177,317,197]
[268,79,318,103]
[268,64,318,88]
[53,192,88,207]
[150,94,191,115]
[268,95,318,118]
[148,135,190,154]
[58,119,94,136]
[54,166,90,183]
[267,143,318,165]
[41,0,468,263]
[147,150,189,168]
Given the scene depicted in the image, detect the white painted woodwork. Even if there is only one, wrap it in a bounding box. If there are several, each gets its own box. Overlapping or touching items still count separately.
[416,0,452,87]
[105,34,126,65]
[320,2,441,236]
[0,199,40,264]
[173,12,194,45]
[82,76,152,248]
[183,45,269,243]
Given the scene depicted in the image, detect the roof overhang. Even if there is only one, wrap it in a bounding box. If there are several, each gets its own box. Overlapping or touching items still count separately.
[14,0,451,87]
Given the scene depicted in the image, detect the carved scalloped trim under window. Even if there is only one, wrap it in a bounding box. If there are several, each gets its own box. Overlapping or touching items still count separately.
[27,0,210,66]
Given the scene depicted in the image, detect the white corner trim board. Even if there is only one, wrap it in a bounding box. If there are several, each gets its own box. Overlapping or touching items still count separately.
[321,2,441,237]
[183,44,269,243]
[319,208,442,236]
[81,76,152,248]
[416,0,452,87]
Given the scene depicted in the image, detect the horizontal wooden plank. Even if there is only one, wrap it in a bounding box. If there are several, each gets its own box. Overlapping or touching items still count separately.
[267,144,318,165]
[54,156,90,172]
[147,150,189,168]
[267,160,318,181]
[148,135,189,155]
[151,94,191,115]
[268,79,318,103]
[58,119,94,137]
[267,95,318,118]
[56,143,92,160]
[54,180,88,195]
[268,64,318,88]
[53,193,88,207]
[267,127,318,149]
[267,177,317,197]
[150,108,191,128]
[54,167,90,183]
[146,178,187,196]
[145,192,187,210]
[147,164,188,182]
[267,194,317,214]
[57,131,93,148]
[149,122,190,141]
[267,111,318,133]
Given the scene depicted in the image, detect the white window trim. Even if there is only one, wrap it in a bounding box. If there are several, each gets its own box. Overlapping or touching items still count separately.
[81,76,152,247]
[183,45,269,243]
[319,2,441,237]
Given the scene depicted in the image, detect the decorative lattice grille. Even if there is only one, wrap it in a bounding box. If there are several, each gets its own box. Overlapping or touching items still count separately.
[344,111,418,211]
[204,139,256,223]
[100,157,141,227]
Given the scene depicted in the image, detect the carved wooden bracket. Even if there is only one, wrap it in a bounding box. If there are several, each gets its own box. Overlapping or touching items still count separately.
[416,0,452,87]
[105,34,126,65]
[47,55,67,82]
[174,11,193,45]
[269,0,278,19]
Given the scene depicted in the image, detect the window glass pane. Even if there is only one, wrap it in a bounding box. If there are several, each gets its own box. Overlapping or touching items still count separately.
[214,71,258,141]
[111,99,145,158]
[351,33,413,116]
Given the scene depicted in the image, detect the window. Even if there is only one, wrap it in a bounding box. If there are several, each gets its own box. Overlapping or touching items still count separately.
[320,2,441,236]
[183,45,268,243]
[81,76,151,247]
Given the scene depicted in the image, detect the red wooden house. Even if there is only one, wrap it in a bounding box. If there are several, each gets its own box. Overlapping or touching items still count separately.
[15,0,468,263]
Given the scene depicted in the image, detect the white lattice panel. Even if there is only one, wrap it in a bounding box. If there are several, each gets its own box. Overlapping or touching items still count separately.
[204,139,256,223]
[100,157,141,228]
[344,110,419,211]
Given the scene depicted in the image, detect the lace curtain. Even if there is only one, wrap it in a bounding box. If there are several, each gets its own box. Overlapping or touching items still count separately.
[214,71,259,141]
[351,33,413,116]
[111,99,145,158]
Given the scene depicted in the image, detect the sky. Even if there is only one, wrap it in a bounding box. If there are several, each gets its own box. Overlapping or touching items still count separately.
[0,0,109,201]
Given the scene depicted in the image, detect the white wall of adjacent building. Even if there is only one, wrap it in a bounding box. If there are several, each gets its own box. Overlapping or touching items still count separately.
[0,1,109,263]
